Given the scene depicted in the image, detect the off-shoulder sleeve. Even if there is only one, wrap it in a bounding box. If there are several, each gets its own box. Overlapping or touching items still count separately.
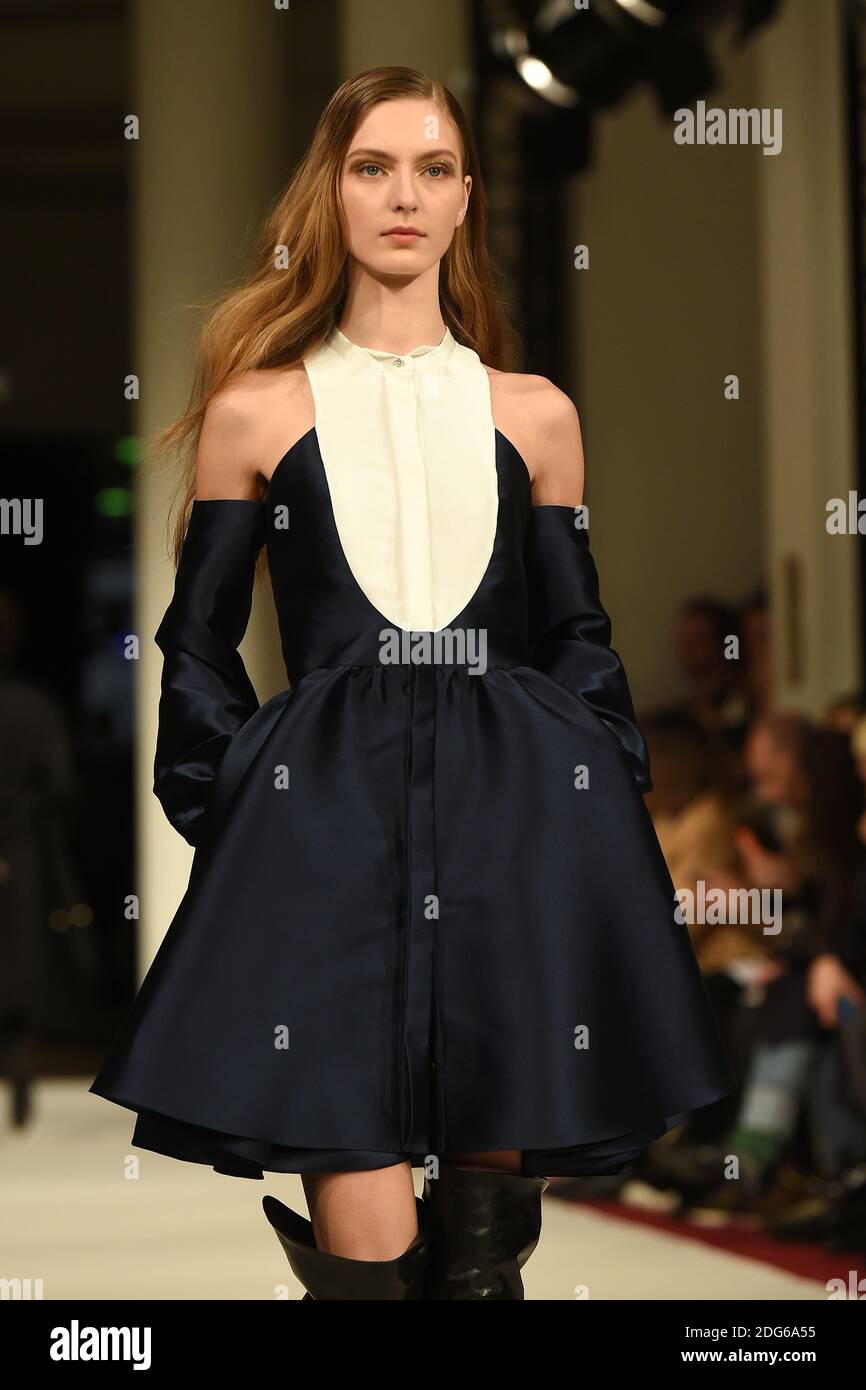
[153,500,268,845]
[524,505,653,793]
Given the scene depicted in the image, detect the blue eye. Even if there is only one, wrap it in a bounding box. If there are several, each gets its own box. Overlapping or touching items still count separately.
[353,161,455,178]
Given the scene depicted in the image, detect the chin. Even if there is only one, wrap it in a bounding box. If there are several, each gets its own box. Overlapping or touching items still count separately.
[369,247,435,274]
[377,240,427,253]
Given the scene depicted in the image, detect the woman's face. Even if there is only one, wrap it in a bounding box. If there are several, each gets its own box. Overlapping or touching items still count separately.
[744,725,803,806]
[339,98,470,277]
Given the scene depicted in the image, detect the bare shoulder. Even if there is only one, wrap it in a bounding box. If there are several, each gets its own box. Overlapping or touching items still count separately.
[483,366,584,505]
[195,363,313,500]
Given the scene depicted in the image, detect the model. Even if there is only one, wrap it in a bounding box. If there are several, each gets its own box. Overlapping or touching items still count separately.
[90,65,736,1301]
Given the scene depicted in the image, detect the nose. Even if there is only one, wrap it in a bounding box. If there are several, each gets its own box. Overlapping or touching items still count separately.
[390,167,417,213]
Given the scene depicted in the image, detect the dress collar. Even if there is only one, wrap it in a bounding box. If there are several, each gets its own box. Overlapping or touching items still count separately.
[327,324,458,370]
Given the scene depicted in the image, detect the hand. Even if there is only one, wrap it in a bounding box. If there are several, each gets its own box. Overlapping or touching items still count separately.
[806,954,866,1028]
[746,957,788,985]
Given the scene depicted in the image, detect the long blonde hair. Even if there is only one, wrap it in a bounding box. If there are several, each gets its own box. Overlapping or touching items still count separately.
[155,65,517,573]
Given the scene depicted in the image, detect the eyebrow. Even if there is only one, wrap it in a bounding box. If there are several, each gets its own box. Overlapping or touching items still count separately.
[346,147,460,163]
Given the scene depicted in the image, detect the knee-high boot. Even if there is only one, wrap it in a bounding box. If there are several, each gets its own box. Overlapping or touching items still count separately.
[422,1164,549,1300]
[262,1193,431,1301]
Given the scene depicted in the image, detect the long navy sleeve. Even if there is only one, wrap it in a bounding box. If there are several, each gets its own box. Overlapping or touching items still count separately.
[153,500,267,845]
[524,505,653,793]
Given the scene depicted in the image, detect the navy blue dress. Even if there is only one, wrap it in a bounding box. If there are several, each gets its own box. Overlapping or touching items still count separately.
[89,426,736,1178]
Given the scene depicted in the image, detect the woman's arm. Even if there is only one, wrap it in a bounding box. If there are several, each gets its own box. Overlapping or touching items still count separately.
[152,390,269,845]
[526,383,585,507]
[523,382,653,793]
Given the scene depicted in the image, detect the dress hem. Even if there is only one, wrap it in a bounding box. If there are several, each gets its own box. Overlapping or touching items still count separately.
[90,1087,727,1180]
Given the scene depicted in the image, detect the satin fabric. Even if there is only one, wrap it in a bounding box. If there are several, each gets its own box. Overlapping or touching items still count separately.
[90,427,736,1177]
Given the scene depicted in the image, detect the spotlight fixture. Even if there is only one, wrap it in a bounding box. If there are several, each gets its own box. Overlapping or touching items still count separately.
[488,0,785,116]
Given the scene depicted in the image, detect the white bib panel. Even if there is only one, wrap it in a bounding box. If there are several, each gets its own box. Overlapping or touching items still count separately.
[302,325,499,633]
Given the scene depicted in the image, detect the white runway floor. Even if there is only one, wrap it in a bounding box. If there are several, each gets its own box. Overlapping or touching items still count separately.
[0,1079,828,1301]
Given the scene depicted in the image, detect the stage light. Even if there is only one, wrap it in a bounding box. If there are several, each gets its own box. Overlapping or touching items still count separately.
[486,0,784,116]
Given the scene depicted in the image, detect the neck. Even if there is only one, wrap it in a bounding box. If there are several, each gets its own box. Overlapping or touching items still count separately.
[338,267,446,355]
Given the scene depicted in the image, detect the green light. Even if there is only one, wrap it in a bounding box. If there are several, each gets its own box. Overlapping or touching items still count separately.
[96,487,132,517]
[113,437,140,467]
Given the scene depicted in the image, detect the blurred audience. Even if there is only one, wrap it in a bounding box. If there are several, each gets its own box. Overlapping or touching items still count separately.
[825,691,866,737]
[587,596,866,1252]
[0,590,77,1127]
[671,597,750,754]
[740,590,771,722]
[642,710,755,973]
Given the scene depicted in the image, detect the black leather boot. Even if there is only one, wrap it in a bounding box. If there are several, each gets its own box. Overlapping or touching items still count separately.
[422,1164,549,1299]
[262,1193,431,1300]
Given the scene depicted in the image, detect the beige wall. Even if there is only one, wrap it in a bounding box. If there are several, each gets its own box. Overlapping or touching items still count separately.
[757,0,861,712]
[570,0,859,716]
[135,0,288,971]
[339,0,470,82]
[572,27,764,714]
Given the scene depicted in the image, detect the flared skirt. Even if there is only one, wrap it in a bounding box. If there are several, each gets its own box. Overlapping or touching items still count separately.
[90,662,736,1177]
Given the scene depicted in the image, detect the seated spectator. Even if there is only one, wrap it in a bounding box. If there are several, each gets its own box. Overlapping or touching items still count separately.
[671,597,751,756]
[642,713,866,1214]
[826,691,866,737]
[849,713,866,847]
[642,709,760,973]
[740,589,771,724]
